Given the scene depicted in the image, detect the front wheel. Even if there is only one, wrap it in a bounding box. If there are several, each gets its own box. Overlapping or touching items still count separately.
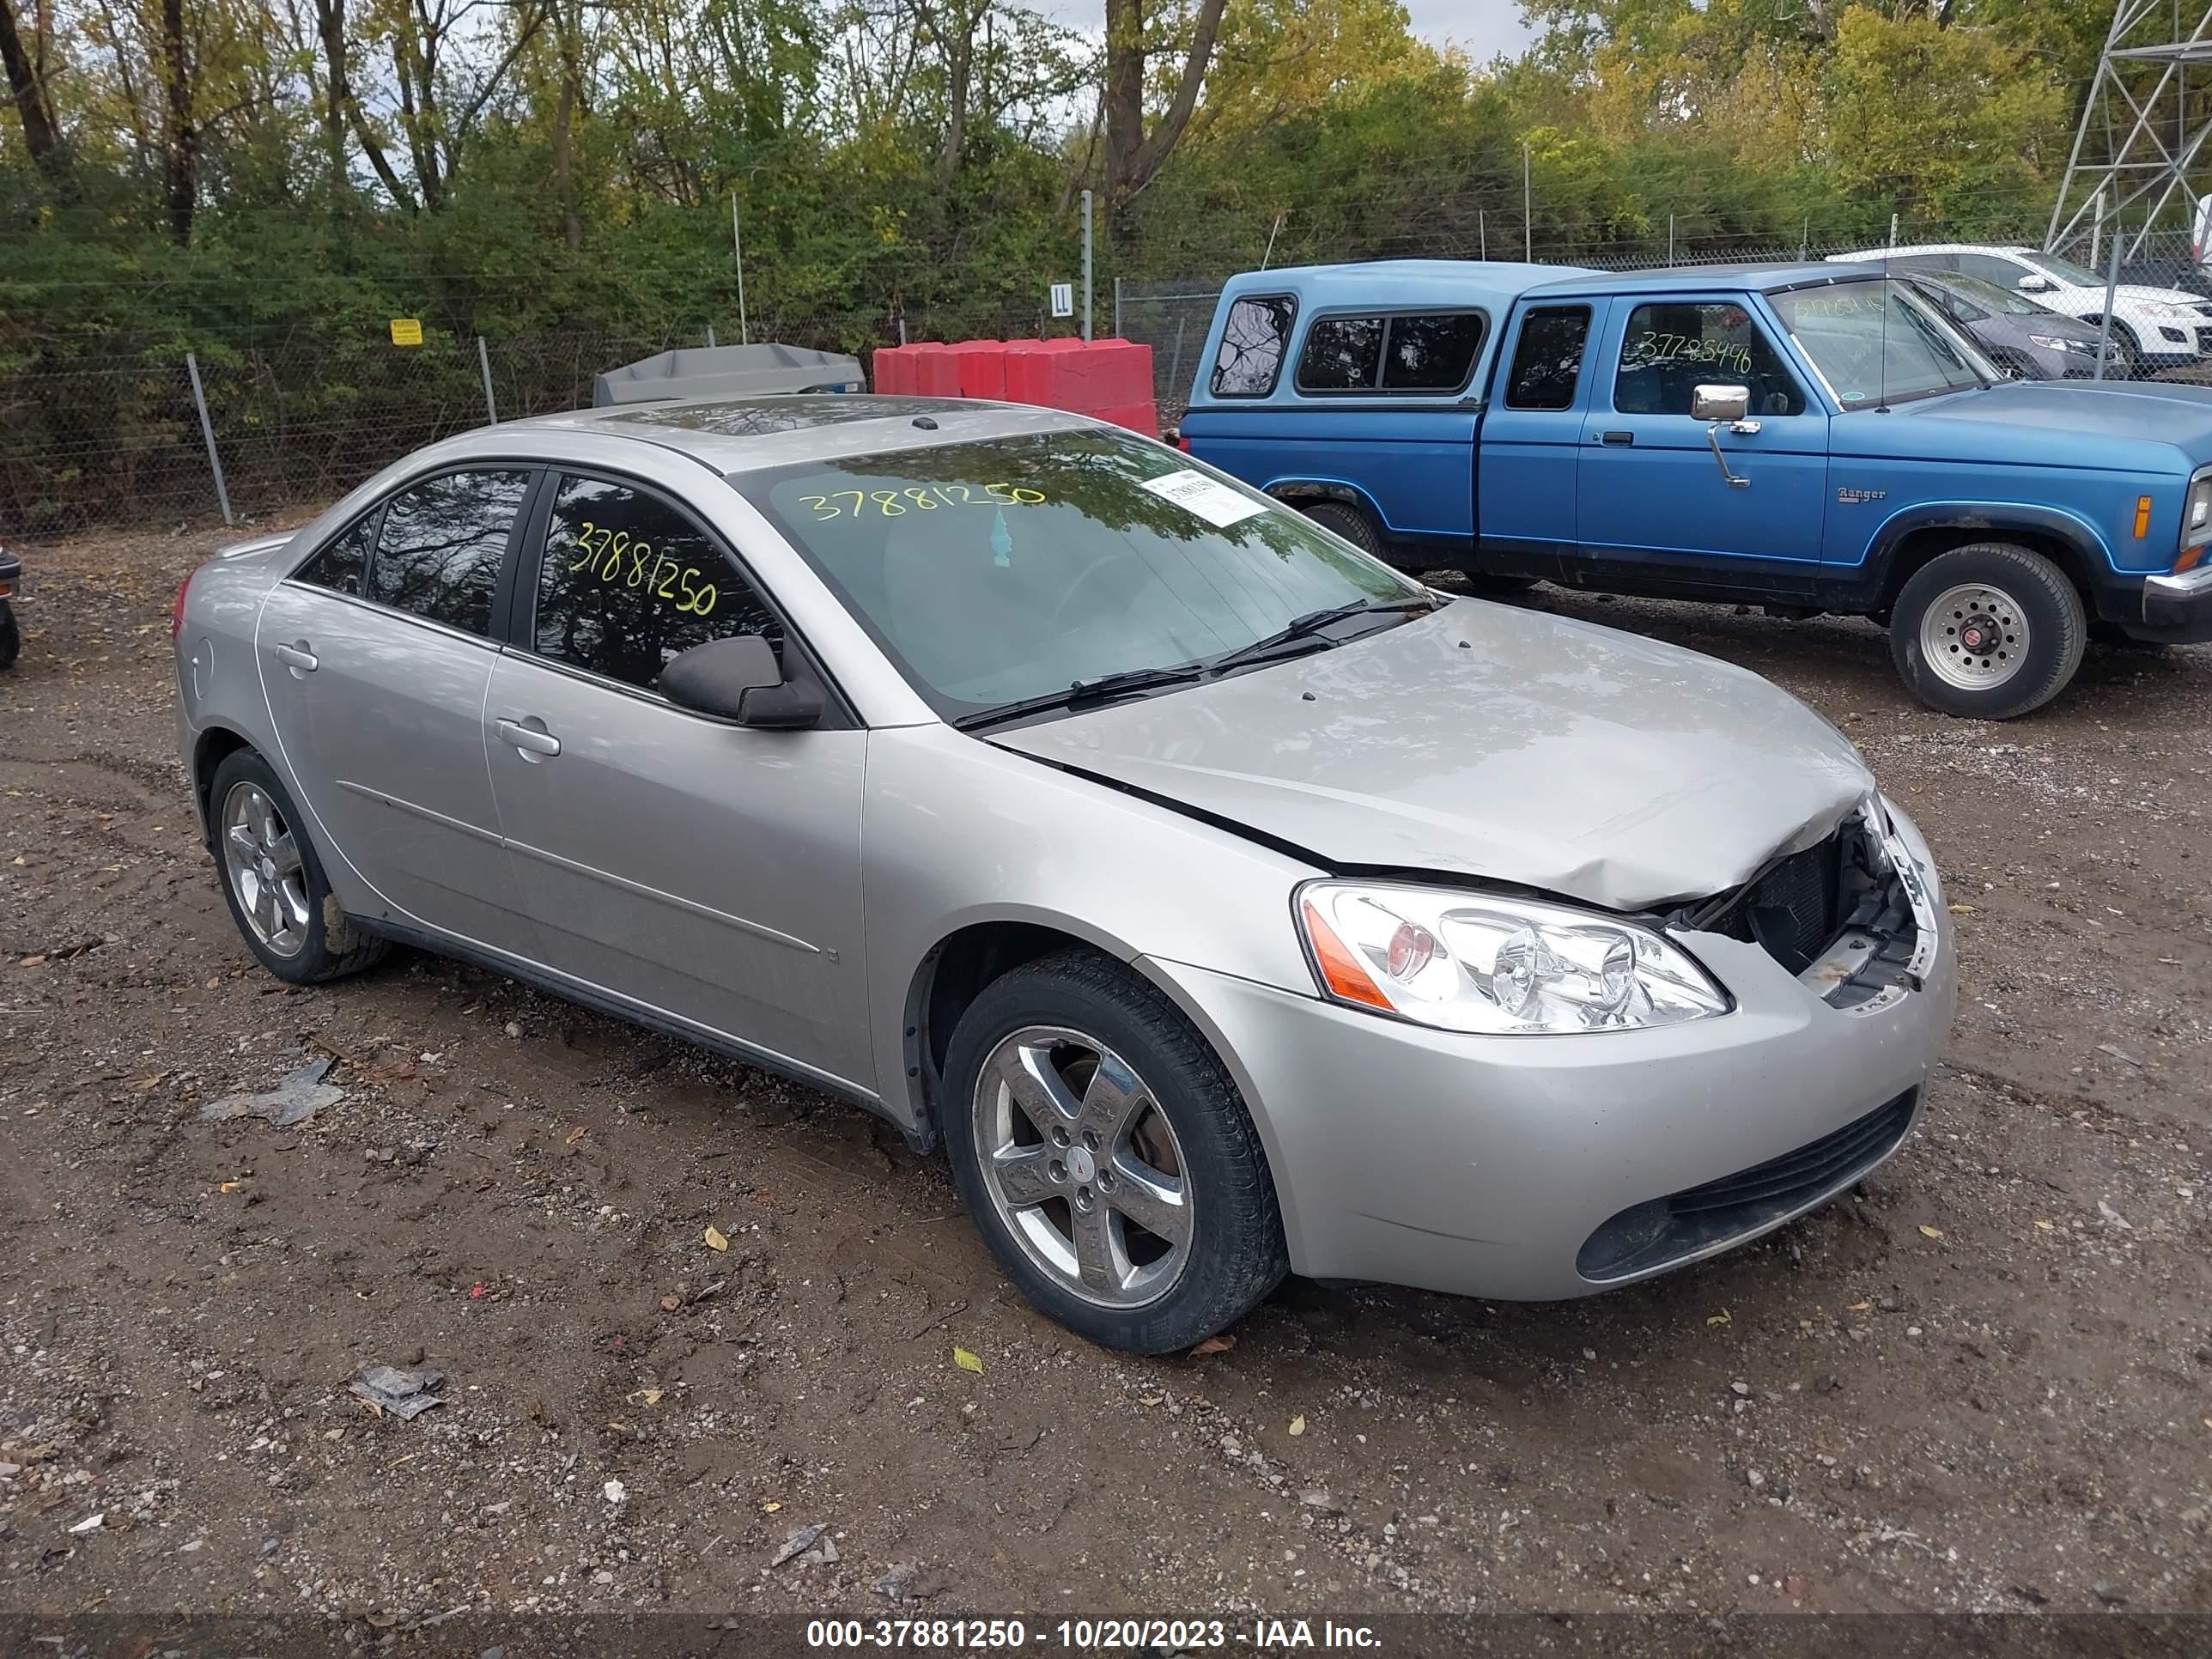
[941,951,1288,1354]
[1889,543,2086,720]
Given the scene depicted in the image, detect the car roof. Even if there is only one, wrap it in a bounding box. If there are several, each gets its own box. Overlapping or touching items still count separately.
[1828,244,2035,260]
[489,394,1103,476]
[1223,258,1596,311]
[1523,261,1886,298]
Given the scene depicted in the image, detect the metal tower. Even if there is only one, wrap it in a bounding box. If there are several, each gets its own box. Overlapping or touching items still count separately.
[2048,0,2212,258]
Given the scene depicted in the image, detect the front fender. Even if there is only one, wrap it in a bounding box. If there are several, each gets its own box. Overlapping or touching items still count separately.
[1859,501,2117,597]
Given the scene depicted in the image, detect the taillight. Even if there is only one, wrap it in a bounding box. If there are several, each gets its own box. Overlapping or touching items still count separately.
[171,571,194,641]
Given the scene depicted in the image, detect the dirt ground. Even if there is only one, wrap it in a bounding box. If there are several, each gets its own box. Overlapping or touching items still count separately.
[1,514,2208,1637]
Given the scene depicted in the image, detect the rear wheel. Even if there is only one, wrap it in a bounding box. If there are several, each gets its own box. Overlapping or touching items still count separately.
[1890,543,2086,720]
[941,951,1287,1354]
[1301,499,1386,559]
[210,747,388,984]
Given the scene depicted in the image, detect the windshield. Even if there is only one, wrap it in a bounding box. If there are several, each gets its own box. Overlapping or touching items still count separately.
[2022,251,2106,288]
[1937,273,2045,316]
[738,428,1421,719]
[1771,279,1988,410]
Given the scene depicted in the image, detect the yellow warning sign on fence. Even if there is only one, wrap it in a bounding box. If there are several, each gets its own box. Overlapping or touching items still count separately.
[389,318,423,347]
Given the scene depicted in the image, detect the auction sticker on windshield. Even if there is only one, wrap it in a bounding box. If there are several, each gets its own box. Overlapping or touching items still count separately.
[1140,469,1267,529]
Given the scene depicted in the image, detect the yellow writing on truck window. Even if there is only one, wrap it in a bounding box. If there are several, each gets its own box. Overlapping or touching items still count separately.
[797,483,1047,520]
[566,520,717,616]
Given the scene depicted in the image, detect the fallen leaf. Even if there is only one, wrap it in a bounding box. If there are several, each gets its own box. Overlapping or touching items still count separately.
[1139,1394,1164,1407]
[1189,1334,1236,1357]
[1919,1224,1945,1240]
[19,954,44,966]
[564,1127,588,1146]
[952,1346,984,1375]
[2033,1219,2055,1231]
[218,1180,245,1194]
[1946,902,1978,915]
[131,1073,167,1091]
[1705,1308,1732,1328]
[763,1500,782,1513]
[1287,1414,1306,1437]
[625,1389,664,1407]
[703,1224,729,1252]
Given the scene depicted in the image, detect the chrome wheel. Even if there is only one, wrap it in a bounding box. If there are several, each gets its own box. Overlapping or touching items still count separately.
[1919,580,2029,690]
[971,1025,1194,1310]
[221,780,311,959]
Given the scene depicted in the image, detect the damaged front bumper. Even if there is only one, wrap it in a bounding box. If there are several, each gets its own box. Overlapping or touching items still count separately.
[1143,797,1956,1303]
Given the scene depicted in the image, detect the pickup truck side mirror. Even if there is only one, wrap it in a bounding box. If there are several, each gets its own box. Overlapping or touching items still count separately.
[2016,274,2052,294]
[659,634,823,729]
[1691,384,1752,423]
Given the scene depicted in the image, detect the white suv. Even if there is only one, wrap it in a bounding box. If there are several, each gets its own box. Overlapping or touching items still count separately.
[1829,243,2212,373]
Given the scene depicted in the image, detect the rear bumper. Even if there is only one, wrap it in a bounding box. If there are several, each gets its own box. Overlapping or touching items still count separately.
[2100,562,2212,643]
[1142,813,1956,1302]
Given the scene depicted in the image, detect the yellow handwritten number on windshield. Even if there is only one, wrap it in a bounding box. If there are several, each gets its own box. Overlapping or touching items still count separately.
[796,484,1046,520]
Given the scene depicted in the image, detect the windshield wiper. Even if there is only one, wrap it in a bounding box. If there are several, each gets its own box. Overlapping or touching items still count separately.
[1204,596,1440,675]
[952,663,1207,732]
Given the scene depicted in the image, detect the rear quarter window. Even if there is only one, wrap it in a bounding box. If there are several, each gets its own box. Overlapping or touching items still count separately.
[1210,295,1297,398]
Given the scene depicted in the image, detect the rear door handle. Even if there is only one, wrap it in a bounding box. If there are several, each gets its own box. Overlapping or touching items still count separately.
[496,717,562,759]
[274,641,319,674]
[1597,430,1634,447]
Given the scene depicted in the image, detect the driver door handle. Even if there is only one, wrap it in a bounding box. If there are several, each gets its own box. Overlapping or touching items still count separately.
[497,717,562,758]
[274,641,319,673]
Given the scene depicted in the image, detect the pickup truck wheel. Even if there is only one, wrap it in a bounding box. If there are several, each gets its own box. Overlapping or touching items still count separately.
[941,950,1288,1354]
[1891,544,2086,720]
[1301,500,1387,558]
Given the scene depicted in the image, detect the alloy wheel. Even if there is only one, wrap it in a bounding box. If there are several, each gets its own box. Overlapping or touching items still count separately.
[221,780,311,958]
[970,1024,1194,1309]
[1919,580,2030,691]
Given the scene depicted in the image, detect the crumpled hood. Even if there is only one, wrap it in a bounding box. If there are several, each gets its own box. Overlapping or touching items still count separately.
[992,601,1875,911]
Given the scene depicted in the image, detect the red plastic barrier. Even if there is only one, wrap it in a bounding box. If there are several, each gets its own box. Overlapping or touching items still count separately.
[1052,340,1154,416]
[1091,402,1161,439]
[872,344,915,395]
[1003,337,1085,404]
[909,342,964,397]
[954,340,1007,400]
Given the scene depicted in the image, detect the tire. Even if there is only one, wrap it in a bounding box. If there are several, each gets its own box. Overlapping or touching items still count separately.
[1889,543,2087,720]
[208,747,389,984]
[1302,499,1387,559]
[0,602,16,671]
[940,950,1288,1354]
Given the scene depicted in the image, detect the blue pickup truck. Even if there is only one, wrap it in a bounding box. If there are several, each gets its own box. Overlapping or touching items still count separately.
[1179,259,2212,719]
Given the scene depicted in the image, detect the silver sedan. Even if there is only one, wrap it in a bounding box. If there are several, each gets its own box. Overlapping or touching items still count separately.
[172,396,1955,1353]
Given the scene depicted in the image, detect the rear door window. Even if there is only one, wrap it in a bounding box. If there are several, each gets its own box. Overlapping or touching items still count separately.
[1382,313,1484,390]
[530,474,779,693]
[1503,306,1593,410]
[1297,317,1384,392]
[1613,301,1807,417]
[295,511,378,597]
[1210,295,1297,397]
[367,470,533,636]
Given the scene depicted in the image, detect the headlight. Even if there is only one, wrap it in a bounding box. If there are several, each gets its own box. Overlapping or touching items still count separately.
[2028,334,2090,352]
[1296,881,1729,1035]
[2185,469,2212,551]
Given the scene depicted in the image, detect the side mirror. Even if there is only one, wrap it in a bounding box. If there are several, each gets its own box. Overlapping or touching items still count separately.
[1691,383,1751,422]
[659,634,823,730]
[2016,274,2051,293]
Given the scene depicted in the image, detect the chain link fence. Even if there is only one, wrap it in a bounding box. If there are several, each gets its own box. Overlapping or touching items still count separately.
[9,228,2208,532]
